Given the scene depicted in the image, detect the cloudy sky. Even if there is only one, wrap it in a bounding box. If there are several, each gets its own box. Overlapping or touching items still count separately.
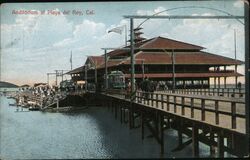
[0,0,246,86]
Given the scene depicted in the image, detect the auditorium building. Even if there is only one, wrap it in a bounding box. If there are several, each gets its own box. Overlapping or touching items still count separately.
[67,30,243,89]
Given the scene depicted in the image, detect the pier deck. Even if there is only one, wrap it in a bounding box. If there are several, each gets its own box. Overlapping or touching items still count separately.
[99,90,247,157]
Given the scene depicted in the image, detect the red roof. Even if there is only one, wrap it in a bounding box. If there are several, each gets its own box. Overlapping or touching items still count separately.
[97,59,123,69]
[88,56,104,67]
[66,65,85,74]
[125,72,243,78]
[120,51,243,65]
[139,36,205,50]
[105,36,204,58]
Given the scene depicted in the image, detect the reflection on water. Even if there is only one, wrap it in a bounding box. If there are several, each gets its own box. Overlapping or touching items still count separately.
[1,96,211,159]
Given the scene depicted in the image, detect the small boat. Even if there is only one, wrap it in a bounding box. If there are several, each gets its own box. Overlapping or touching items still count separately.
[9,103,17,106]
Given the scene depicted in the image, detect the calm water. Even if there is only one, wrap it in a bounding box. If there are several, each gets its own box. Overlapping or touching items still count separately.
[0,96,212,159]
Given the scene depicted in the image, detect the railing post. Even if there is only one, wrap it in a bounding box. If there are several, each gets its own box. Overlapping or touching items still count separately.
[181,97,185,115]
[174,96,177,113]
[161,94,164,109]
[156,93,159,108]
[191,98,194,118]
[167,95,170,111]
[201,99,205,121]
[231,102,236,129]
[215,100,219,125]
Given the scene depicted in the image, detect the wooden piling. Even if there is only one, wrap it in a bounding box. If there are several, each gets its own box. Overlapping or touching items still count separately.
[192,124,199,157]
[120,107,123,123]
[217,130,224,158]
[178,120,183,146]
[141,111,144,140]
[210,128,216,157]
[160,114,164,154]
[115,102,117,119]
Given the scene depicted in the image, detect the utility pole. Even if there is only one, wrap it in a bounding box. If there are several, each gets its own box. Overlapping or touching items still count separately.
[172,49,176,93]
[130,18,135,93]
[234,29,238,88]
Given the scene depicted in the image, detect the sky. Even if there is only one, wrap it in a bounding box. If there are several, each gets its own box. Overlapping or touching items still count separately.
[0,0,247,86]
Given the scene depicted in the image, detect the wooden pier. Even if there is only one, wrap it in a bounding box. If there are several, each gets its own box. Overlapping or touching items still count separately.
[96,91,248,158]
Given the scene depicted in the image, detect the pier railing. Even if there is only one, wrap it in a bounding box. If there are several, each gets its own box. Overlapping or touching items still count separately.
[161,88,245,98]
[135,91,245,132]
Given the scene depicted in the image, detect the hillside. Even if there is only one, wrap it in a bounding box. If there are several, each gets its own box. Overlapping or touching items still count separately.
[0,81,19,88]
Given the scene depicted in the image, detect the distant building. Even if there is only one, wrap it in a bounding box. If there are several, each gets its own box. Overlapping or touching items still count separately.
[67,30,243,89]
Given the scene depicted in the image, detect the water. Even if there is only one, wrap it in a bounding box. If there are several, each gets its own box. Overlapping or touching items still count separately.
[0,96,212,159]
[0,87,19,92]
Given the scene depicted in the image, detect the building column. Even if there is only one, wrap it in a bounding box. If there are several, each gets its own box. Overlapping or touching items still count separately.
[235,76,238,88]
[214,77,217,88]
[218,77,221,89]
[208,78,210,88]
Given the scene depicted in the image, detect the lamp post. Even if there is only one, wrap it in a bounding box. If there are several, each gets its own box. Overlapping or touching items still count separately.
[104,49,108,91]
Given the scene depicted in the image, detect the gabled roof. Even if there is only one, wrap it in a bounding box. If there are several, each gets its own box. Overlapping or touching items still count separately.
[88,56,104,67]
[139,36,205,50]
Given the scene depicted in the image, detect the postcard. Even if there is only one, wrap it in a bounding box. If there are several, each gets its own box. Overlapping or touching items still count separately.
[0,0,249,159]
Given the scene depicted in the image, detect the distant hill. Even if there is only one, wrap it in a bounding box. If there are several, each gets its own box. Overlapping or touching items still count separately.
[0,81,19,88]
